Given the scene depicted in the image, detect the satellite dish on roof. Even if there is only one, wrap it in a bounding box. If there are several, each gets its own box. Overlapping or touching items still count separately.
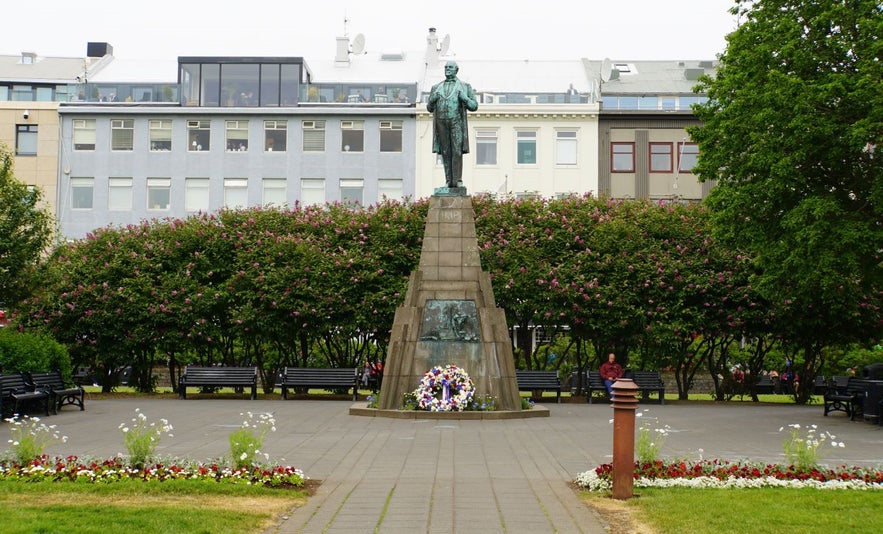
[439,34,451,55]
[351,33,366,55]
[600,57,612,83]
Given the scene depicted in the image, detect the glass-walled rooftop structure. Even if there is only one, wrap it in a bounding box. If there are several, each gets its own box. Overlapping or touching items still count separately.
[178,57,309,107]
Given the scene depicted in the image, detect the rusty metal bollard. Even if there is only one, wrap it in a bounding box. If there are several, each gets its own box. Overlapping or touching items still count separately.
[611,378,639,500]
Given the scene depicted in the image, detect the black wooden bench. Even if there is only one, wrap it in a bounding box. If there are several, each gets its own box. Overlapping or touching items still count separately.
[585,370,610,404]
[277,367,359,401]
[178,366,258,400]
[28,371,85,414]
[823,377,867,420]
[0,373,51,417]
[631,371,666,404]
[515,370,561,403]
[755,375,776,394]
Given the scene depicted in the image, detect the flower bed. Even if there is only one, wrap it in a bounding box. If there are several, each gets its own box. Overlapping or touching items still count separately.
[576,460,883,491]
[0,455,306,488]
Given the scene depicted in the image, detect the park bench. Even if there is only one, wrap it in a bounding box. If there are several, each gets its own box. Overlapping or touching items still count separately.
[631,371,666,404]
[0,373,51,417]
[277,367,359,401]
[178,366,258,400]
[755,375,776,394]
[823,377,867,420]
[28,370,85,414]
[515,370,561,403]
[584,370,611,404]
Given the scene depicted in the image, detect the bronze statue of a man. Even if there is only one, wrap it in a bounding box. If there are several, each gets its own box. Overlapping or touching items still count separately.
[427,61,478,188]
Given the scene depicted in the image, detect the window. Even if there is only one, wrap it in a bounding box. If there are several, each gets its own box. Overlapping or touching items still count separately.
[108,177,133,210]
[111,119,134,151]
[301,178,325,205]
[379,120,403,152]
[378,179,403,201]
[224,178,248,209]
[340,179,364,205]
[15,125,37,156]
[262,178,287,206]
[185,178,210,212]
[341,120,364,152]
[556,130,577,165]
[650,143,673,172]
[476,129,497,165]
[302,120,325,152]
[71,177,94,209]
[11,85,33,101]
[73,119,96,150]
[516,130,537,164]
[187,120,210,151]
[264,120,287,152]
[147,178,171,210]
[226,120,248,152]
[638,96,658,110]
[678,142,699,172]
[149,120,172,151]
[611,143,635,172]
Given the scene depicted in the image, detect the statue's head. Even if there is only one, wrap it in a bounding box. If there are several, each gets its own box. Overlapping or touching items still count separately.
[444,61,459,79]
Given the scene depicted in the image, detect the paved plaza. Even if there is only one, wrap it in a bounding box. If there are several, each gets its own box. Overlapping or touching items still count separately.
[3,397,881,533]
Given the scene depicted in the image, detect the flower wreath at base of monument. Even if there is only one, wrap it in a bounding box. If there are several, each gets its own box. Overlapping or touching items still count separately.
[413,364,474,412]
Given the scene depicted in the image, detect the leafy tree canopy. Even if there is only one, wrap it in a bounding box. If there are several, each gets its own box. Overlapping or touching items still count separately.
[0,144,54,307]
[690,0,883,347]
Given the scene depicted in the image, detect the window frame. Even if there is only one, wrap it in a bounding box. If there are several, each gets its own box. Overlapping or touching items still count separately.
[111,119,135,151]
[73,119,96,151]
[302,120,326,152]
[187,120,211,152]
[223,178,249,209]
[300,178,325,205]
[677,142,699,173]
[611,142,636,173]
[649,142,673,173]
[185,177,210,212]
[475,129,498,166]
[70,177,94,209]
[555,130,578,166]
[379,120,403,153]
[147,177,171,210]
[264,120,287,152]
[378,178,403,201]
[516,130,538,165]
[339,178,364,205]
[15,124,37,156]
[149,119,172,151]
[262,178,287,207]
[340,120,365,153]
[108,177,133,211]
[225,120,249,152]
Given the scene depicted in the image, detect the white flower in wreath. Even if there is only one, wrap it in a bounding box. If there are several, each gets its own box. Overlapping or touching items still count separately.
[413,364,475,412]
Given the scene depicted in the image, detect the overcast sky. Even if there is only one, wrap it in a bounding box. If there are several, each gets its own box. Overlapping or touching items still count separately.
[7,0,740,62]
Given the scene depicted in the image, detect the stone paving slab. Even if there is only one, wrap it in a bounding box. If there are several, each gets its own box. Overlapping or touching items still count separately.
[2,397,881,533]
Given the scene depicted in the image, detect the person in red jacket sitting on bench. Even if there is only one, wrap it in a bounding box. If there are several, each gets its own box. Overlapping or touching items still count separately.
[600,353,623,396]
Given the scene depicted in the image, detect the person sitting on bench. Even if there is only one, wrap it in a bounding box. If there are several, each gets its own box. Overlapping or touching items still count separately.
[600,353,623,396]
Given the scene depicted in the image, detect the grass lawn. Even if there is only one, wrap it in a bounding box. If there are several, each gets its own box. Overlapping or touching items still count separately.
[583,487,883,534]
[0,479,310,534]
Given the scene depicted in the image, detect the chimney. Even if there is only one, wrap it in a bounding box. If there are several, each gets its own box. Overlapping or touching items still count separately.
[335,36,351,65]
[425,27,440,67]
[87,42,113,58]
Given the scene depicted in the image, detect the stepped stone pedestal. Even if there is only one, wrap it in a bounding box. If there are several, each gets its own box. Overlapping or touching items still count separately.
[376,193,523,413]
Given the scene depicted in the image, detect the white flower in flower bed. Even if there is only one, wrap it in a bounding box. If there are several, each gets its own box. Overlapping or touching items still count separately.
[413,365,474,412]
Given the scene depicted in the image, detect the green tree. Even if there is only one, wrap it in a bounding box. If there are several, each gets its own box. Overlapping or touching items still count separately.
[0,144,53,308]
[690,0,883,402]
